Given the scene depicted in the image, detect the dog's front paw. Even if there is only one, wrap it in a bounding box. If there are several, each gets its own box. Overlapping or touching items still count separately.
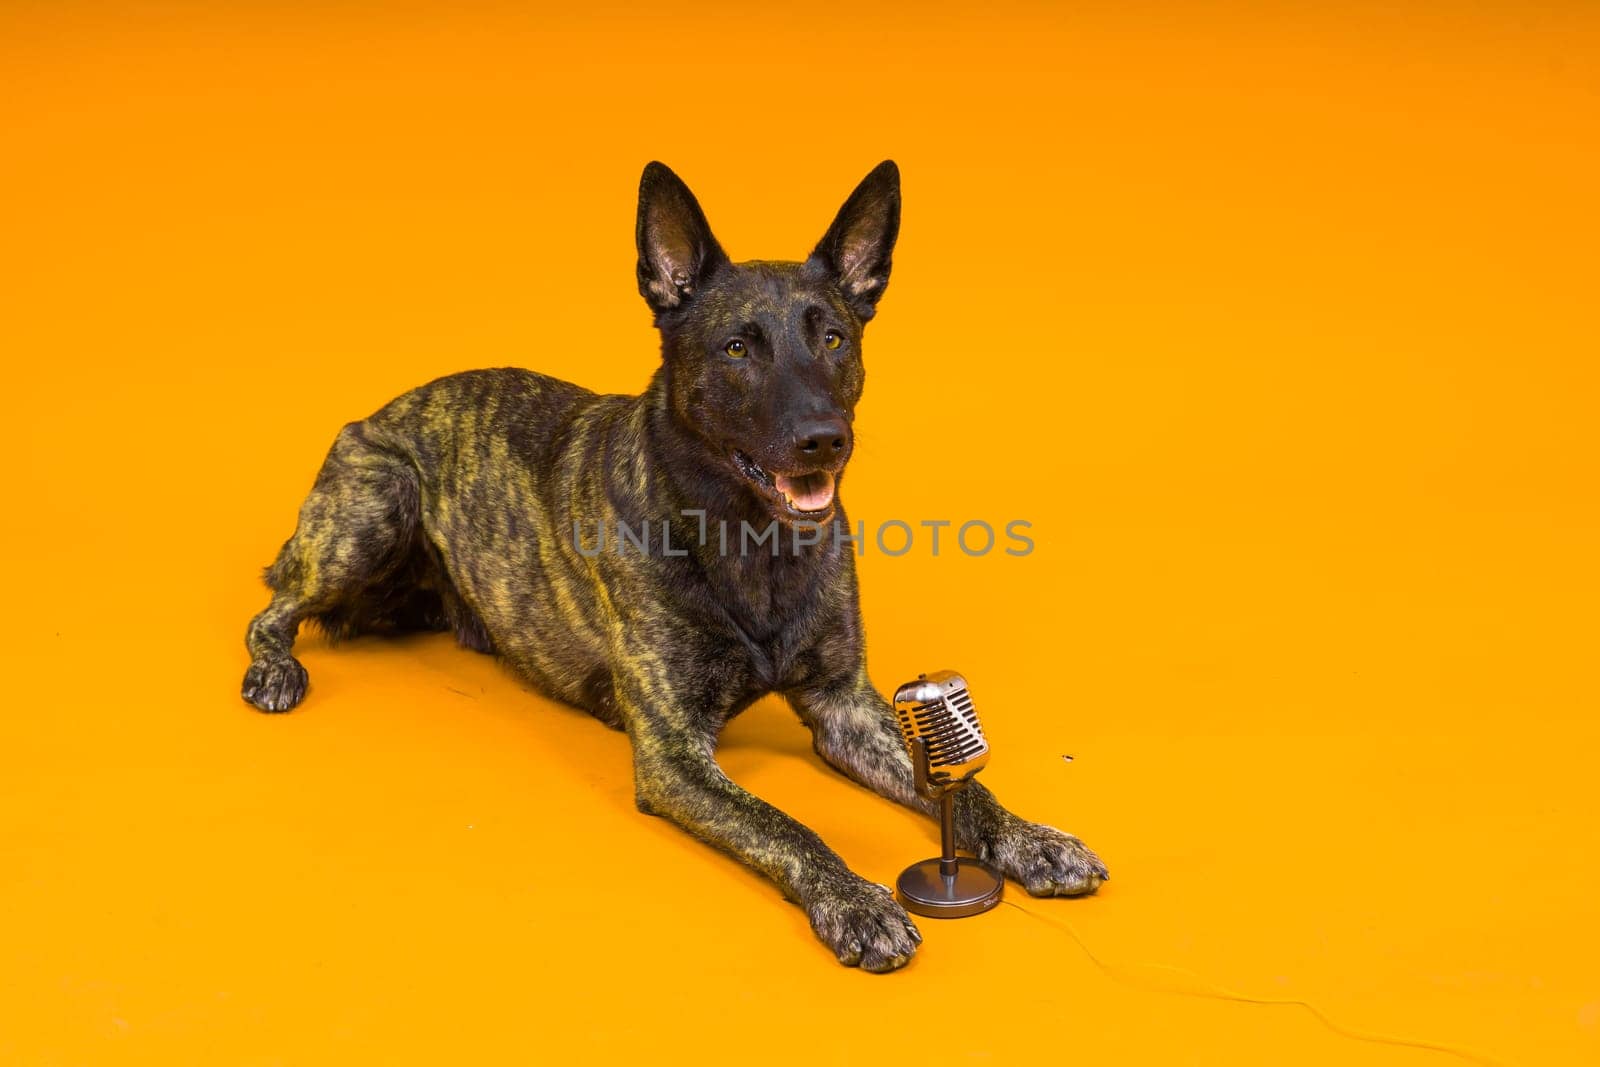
[807,879,922,973]
[242,656,309,713]
[980,818,1108,897]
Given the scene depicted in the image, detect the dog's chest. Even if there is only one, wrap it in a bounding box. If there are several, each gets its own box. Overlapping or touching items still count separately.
[693,550,837,689]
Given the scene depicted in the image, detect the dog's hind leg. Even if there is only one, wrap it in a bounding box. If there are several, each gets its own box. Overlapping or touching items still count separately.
[243,422,421,712]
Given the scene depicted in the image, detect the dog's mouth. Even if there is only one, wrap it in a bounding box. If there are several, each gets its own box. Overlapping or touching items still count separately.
[731,449,838,518]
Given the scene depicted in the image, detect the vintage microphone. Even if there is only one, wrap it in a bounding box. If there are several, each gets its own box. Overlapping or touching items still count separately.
[892,670,1005,917]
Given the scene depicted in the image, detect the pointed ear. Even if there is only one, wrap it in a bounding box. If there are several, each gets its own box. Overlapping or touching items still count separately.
[636,162,728,315]
[806,160,901,322]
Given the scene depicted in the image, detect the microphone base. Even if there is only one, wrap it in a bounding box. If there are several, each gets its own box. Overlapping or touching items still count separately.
[896,857,1004,918]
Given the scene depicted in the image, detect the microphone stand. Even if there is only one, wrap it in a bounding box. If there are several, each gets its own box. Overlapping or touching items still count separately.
[898,736,1004,918]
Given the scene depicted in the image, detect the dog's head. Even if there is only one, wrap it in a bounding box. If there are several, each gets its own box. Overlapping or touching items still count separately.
[635,161,899,525]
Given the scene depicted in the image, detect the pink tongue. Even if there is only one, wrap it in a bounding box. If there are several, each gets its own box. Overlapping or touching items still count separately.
[774,471,836,512]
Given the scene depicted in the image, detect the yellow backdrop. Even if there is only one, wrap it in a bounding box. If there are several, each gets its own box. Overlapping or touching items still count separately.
[5,2,1598,1064]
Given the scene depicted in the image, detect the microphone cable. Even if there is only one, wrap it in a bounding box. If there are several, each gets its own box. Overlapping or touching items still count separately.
[998,896,1507,1067]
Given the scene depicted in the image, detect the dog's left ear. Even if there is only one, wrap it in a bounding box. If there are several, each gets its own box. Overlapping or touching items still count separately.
[806,160,901,322]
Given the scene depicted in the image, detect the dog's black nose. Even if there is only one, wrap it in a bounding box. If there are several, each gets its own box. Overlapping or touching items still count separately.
[793,417,850,465]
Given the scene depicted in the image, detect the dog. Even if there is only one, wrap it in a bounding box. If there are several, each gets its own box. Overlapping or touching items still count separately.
[242,161,1107,971]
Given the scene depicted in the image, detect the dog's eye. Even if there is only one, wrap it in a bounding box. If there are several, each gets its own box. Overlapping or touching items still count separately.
[823,331,843,351]
[724,339,748,358]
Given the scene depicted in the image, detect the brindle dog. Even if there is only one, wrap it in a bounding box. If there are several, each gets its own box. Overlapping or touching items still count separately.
[242,162,1107,971]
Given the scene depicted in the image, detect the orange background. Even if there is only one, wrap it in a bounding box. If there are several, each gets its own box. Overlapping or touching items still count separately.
[5,2,1598,1064]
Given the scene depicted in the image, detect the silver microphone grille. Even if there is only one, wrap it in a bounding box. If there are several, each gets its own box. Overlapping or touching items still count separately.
[892,670,989,782]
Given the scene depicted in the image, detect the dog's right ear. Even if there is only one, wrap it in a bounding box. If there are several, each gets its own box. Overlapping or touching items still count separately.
[636,162,728,316]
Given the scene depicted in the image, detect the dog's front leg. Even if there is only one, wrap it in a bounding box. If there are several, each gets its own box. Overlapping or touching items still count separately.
[620,684,922,972]
[790,670,1109,897]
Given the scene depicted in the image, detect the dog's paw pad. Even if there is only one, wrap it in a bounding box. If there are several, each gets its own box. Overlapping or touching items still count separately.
[242,657,309,713]
[986,821,1108,897]
[809,880,921,973]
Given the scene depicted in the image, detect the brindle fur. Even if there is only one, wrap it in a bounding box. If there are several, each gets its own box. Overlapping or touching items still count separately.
[243,162,1107,972]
